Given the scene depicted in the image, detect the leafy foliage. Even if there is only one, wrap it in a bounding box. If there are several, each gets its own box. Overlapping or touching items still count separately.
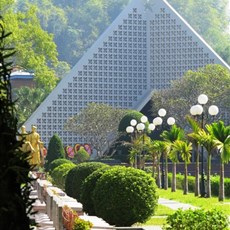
[163,208,229,230]
[74,146,90,163]
[93,166,158,226]
[81,165,111,215]
[151,64,230,128]
[65,103,127,157]
[65,162,107,201]
[13,86,49,126]
[168,0,230,65]
[45,133,65,171]
[48,158,73,172]
[0,16,35,229]
[51,162,76,190]
[73,217,93,230]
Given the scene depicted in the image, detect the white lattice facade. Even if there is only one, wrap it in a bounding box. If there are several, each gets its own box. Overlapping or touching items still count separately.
[24,0,230,146]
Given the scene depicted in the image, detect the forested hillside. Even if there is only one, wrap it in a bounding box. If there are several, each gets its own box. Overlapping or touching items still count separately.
[17,0,230,67]
[1,0,229,125]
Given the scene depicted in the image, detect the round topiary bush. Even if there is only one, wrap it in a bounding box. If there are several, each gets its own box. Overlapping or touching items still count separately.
[51,163,76,190]
[118,110,145,132]
[93,166,158,226]
[81,165,111,215]
[49,158,74,172]
[65,162,107,201]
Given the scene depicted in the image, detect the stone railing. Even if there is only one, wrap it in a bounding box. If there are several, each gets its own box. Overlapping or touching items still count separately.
[36,178,112,230]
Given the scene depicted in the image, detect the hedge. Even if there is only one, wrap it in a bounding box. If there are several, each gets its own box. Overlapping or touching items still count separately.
[51,162,76,190]
[65,162,107,201]
[81,165,111,215]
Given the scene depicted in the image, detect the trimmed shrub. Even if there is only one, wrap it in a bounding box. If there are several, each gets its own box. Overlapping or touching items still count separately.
[81,165,111,215]
[49,158,74,172]
[118,110,145,132]
[74,146,90,163]
[93,166,158,226]
[163,208,229,230]
[51,163,76,190]
[65,162,107,201]
[45,134,65,171]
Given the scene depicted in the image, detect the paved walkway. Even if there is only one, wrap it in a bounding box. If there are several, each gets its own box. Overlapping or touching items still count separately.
[158,198,197,210]
[141,198,198,230]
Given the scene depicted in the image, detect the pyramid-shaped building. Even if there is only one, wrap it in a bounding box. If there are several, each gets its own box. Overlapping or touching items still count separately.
[24,0,230,146]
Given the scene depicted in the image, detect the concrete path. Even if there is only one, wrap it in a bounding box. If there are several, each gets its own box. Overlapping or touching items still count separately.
[158,198,197,210]
[141,198,198,230]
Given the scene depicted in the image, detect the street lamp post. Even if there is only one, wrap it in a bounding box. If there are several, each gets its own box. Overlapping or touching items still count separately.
[190,94,219,197]
[153,108,175,189]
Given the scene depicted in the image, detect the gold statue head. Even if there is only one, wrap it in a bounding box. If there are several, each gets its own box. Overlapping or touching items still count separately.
[21,125,26,133]
[31,125,37,132]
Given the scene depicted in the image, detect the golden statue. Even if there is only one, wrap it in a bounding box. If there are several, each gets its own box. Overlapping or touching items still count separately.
[28,125,43,166]
[19,125,34,154]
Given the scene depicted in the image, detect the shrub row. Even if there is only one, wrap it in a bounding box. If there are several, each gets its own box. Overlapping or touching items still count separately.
[168,173,230,197]
[50,160,158,226]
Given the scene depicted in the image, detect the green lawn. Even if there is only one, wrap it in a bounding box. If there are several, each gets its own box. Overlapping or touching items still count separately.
[158,188,230,215]
[141,188,230,226]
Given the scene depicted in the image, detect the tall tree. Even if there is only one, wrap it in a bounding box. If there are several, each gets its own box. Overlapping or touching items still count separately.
[168,0,230,64]
[65,103,127,157]
[148,140,168,188]
[206,121,230,201]
[189,129,218,198]
[151,64,230,128]
[186,116,201,196]
[0,16,35,229]
[172,140,193,195]
[1,1,59,90]
[161,124,185,192]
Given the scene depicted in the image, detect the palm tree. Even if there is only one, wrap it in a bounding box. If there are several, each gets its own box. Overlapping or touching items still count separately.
[128,133,151,169]
[190,129,218,197]
[148,140,168,188]
[161,124,185,191]
[186,116,201,196]
[206,121,230,201]
[172,140,193,195]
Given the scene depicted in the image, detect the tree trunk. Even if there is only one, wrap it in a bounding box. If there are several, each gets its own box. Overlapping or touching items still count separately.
[195,144,200,196]
[152,156,155,178]
[219,161,225,201]
[171,162,177,192]
[164,157,168,190]
[157,161,161,188]
[206,153,212,198]
[184,163,188,195]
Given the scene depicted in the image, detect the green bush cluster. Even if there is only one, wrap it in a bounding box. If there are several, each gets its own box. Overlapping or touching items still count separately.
[168,173,230,197]
[93,166,158,226]
[51,162,76,190]
[64,162,158,227]
[163,208,229,230]
[49,158,73,172]
[65,162,107,201]
[81,165,111,215]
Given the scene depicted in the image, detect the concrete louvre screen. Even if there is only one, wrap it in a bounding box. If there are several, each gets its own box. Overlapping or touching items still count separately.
[23,0,230,147]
